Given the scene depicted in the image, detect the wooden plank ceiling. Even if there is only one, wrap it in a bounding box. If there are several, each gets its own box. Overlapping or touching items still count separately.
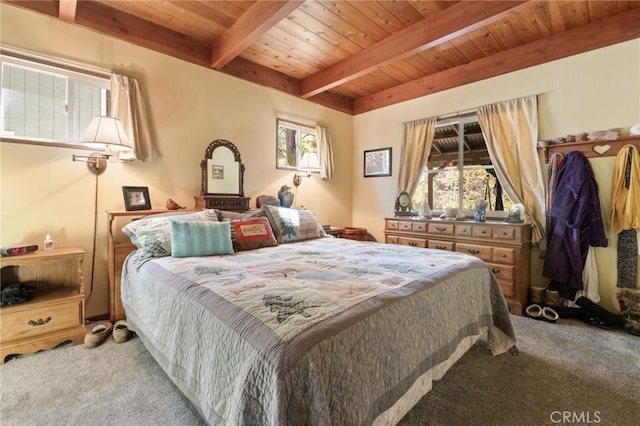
[4,0,640,115]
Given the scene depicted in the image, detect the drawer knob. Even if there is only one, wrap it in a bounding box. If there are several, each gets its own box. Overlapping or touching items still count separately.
[436,226,446,232]
[468,249,480,254]
[28,316,52,326]
[436,245,446,250]
[408,242,417,247]
[492,268,501,274]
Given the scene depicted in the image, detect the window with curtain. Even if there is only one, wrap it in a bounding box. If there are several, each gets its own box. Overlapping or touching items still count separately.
[276,118,319,171]
[414,114,512,214]
[1,53,109,146]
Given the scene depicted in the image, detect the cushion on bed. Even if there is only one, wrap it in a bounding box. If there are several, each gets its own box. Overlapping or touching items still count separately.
[228,217,278,251]
[216,209,266,221]
[262,205,327,243]
[169,220,234,257]
[122,210,218,260]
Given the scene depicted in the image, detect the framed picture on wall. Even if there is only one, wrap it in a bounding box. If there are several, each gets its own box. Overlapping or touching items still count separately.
[364,147,392,177]
[122,186,152,211]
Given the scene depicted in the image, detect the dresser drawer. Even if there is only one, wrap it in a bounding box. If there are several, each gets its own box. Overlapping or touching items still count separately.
[398,237,427,248]
[385,235,399,244]
[497,279,515,298]
[493,227,516,240]
[398,221,426,232]
[428,240,455,251]
[487,263,515,281]
[428,223,455,236]
[472,225,493,238]
[1,297,83,342]
[492,247,515,264]
[386,220,399,231]
[456,243,492,262]
[455,224,473,237]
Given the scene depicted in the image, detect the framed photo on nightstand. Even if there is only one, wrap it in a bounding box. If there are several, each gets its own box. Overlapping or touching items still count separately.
[122,186,151,211]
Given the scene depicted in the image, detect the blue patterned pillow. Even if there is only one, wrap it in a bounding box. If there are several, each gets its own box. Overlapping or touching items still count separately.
[169,220,234,257]
[262,205,327,243]
[122,210,218,260]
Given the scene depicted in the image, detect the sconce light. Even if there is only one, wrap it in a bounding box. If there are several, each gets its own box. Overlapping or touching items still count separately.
[72,116,132,175]
[293,151,319,187]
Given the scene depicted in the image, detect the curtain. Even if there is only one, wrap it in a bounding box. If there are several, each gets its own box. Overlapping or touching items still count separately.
[316,126,334,180]
[398,117,436,196]
[110,73,157,162]
[477,95,546,244]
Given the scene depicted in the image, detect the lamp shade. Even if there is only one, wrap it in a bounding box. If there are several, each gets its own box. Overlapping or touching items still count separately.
[81,116,132,153]
[299,151,320,171]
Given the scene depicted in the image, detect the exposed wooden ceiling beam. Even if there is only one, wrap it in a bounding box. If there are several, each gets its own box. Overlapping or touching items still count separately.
[299,1,530,99]
[354,10,640,114]
[210,1,303,69]
[58,0,77,23]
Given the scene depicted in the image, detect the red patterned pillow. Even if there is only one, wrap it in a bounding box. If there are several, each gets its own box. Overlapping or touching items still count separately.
[229,217,278,251]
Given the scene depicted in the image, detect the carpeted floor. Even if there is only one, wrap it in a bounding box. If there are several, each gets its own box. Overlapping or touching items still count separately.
[1,315,639,426]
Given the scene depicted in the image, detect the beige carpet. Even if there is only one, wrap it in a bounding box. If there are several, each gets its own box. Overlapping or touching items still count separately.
[1,315,639,425]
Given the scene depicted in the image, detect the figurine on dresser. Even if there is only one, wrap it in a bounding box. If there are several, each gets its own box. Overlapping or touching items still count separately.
[278,185,294,208]
[474,199,487,222]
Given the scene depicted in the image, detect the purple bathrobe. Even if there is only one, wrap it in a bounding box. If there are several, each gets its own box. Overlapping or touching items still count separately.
[543,151,608,300]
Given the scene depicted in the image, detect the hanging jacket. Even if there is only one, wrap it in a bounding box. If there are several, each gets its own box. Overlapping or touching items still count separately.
[543,151,608,300]
[610,144,640,233]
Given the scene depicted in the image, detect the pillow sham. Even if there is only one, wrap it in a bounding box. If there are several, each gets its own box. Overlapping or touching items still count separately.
[216,209,266,221]
[122,210,218,260]
[228,217,278,251]
[169,220,234,257]
[262,205,327,243]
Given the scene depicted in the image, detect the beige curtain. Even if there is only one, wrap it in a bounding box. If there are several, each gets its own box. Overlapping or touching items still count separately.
[398,117,436,195]
[110,73,157,162]
[316,125,334,180]
[477,95,546,244]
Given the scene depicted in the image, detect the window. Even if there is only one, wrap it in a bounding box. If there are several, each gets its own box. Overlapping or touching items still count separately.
[1,54,109,146]
[413,115,512,214]
[276,118,319,171]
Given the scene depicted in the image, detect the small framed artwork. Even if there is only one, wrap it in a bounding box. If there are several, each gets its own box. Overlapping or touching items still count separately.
[364,147,392,177]
[122,186,152,211]
[211,164,224,179]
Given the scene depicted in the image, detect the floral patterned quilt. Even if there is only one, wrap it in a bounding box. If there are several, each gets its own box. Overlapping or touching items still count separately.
[121,237,516,425]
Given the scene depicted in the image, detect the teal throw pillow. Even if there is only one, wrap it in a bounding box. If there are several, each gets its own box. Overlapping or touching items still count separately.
[169,220,234,257]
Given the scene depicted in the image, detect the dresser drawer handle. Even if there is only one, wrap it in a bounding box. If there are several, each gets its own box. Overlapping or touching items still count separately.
[501,254,507,257]
[28,317,52,326]
[408,242,417,247]
[468,249,480,254]
[436,226,447,232]
[435,245,447,250]
[491,268,501,274]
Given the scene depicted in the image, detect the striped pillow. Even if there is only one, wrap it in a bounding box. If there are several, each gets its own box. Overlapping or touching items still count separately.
[169,220,234,257]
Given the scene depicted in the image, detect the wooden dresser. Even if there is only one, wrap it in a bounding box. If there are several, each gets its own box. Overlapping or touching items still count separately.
[0,247,86,363]
[384,218,531,315]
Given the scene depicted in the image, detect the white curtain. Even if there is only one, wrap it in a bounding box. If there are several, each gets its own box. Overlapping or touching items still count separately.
[316,125,334,180]
[110,73,157,162]
[398,117,436,196]
[477,95,546,244]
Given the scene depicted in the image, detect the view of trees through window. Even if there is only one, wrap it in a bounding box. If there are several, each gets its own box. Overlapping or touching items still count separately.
[412,116,512,214]
[276,118,317,170]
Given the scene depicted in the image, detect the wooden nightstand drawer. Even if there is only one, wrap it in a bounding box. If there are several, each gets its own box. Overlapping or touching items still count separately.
[428,240,455,251]
[456,243,491,261]
[487,263,514,281]
[497,279,515,298]
[398,237,427,248]
[1,296,84,342]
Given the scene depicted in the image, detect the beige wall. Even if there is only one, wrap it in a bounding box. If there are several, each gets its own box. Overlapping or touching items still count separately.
[2,4,639,317]
[352,39,640,313]
[0,5,353,318]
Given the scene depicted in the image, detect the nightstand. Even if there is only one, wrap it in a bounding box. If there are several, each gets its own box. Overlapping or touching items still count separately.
[0,247,86,363]
[325,227,345,237]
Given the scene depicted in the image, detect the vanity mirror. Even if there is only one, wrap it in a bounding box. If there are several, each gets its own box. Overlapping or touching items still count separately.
[195,139,250,211]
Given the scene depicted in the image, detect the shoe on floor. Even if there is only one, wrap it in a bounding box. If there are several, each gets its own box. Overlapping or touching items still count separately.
[113,320,132,343]
[84,322,113,348]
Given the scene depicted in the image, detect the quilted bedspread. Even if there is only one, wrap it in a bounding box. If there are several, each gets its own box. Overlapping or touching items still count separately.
[121,237,516,425]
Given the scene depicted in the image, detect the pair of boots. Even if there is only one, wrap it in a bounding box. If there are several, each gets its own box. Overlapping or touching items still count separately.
[526,287,561,323]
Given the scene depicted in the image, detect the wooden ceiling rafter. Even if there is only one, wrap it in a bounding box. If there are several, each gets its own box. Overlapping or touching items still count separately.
[2,1,639,116]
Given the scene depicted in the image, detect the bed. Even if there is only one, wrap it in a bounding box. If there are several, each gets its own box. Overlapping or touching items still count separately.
[119,206,516,425]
